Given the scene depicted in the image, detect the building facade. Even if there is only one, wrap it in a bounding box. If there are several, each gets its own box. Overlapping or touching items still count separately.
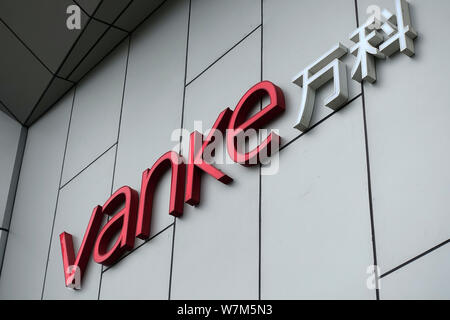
[0,0,449,299]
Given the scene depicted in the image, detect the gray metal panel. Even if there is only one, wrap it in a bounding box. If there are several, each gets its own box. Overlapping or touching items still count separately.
[1,127,27,231]
[112,0,189,240]
[171,31,261,300]
[100,226,173,300]
[0,111,23,229]
[381,244,450,299]
[0,90,73,299]
[263,0,361,146]
[2,0,449,300]
[171,166,259,300]
[356,0,450,272]
[0,22,53,123]
[0,231,7,275]
[62,41,128,185]
[261,98,374,299]
[42,147,115,300]
[67,28,128,83]
[187,0,260,82]
[0,0,86,72]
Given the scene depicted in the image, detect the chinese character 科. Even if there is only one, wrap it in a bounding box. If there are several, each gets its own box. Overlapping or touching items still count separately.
[349,16,385,84]
[292,43,349,132]
[379,0,418,57]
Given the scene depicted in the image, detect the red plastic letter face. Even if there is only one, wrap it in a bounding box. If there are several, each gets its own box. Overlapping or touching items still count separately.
[60,205,103,288]
[136,151,186,240]
[93,186,139,266]
[185,108,233,206]
[227,81,285,166]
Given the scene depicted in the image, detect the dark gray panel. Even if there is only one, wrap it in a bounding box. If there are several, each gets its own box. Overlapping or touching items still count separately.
[114,0,165,31]
[93,0,133,25]
[56,19,110,78]
[0,22,53,123]
[0,0,87,73]
[0,101,16,122]
[75,0,102,15]
[0,0,168,126]
[25,77,75,126]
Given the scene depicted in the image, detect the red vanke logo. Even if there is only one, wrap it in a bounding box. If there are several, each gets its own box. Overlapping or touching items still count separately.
[60,81,285,288]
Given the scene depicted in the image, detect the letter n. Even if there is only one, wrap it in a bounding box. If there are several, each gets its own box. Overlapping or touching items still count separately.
[136,151,186,240]
[93,186,139,266]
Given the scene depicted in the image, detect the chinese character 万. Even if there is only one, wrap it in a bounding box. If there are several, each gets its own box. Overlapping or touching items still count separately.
[292,43,349,132]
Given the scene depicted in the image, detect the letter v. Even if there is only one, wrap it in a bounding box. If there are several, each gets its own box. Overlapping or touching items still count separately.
[59,205,103,287]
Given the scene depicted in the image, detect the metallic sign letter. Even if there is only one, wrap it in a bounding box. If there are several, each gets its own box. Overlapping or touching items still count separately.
[350,16,385,83]
[136,151,186,240]
[185,108,233,206]
[292,43,348,132]
[60,205,103,288]
[379,0,417,57]
[227,81,285,166]
[93,186,139,265]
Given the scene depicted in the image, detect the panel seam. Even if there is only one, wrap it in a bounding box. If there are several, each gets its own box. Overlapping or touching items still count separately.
[185,24,262,88]
[40,85,77,300]
[64,0,135,80]
[0,126,27,278]
[97,34,132,300]
[59,142,118,191]
[381,239,450,279]
[0,18,73,81]
[354,0,380,301]
[168,0,192,301]
[258,0,263,301]
[72,0,132,33]
[102,223,175,274]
